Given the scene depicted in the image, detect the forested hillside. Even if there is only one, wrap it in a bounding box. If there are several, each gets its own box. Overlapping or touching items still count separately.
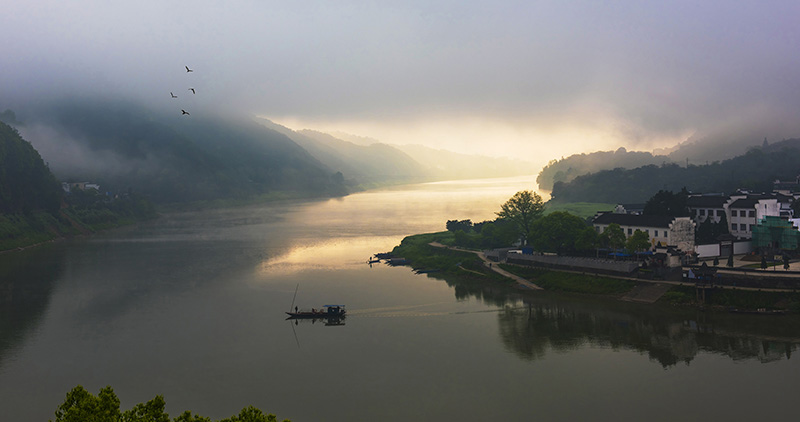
[551,141,800,203]
[536,147,671,190]
[19,99,347,204]
[0,121,61,214]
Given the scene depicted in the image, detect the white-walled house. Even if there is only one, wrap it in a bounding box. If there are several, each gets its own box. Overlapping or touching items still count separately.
[687,193,794,240]
[686,195,728,224]
[592,212,696,252]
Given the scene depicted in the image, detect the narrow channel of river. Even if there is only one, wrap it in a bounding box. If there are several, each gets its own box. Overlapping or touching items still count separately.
[1,175,798,421]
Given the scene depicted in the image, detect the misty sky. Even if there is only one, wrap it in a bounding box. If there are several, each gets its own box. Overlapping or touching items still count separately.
[3,1,800,167]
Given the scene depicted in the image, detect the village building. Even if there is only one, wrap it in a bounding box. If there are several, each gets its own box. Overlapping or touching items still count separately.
[686,192,795,241]
[613,203,645,215]
[592,212,696,252]
[686,194,728,224]
[62,182,100,193]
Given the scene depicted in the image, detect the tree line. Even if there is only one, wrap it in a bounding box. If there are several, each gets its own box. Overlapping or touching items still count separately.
[550,142,800,204]
[446,189,721,257]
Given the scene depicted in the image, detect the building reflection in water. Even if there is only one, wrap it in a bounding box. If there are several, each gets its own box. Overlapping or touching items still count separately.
[430,271,798,367]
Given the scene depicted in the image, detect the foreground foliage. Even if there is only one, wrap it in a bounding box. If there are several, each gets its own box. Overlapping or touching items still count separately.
[52,386,290,422]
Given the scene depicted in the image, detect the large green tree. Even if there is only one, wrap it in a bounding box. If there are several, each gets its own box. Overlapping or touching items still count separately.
[496,190,545,245]
[599,223,626,258]
[643,188,690,217]
[529,211,597,255]
[626,229,651,254]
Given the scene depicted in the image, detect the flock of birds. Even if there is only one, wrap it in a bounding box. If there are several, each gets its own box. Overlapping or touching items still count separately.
[171,65,195,116]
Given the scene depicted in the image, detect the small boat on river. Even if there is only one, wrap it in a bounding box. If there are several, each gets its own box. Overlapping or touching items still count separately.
[286,304,346,319]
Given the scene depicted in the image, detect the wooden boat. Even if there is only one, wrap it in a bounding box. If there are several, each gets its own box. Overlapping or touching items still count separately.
[286,304,346,319]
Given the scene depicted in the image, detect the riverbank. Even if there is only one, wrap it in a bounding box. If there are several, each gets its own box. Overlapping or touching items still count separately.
[0,205,157,253]
[391,232,800,312]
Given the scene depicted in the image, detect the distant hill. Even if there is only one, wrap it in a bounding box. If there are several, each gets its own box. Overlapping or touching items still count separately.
[259,121,535,186]
[257,119,431,187]
[538,131,792,191]
[0,120,62,214]
[17,99,346,204]
[550,138,800,203]
[536,147,671,190]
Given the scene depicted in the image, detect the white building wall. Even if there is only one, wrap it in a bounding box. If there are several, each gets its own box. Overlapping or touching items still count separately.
[667,217,696,252]
[696,244,720,258]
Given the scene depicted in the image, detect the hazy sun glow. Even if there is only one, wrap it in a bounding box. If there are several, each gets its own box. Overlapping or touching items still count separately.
[267,115,692,169]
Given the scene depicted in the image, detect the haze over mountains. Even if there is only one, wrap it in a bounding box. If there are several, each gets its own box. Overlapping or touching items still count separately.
[537,132,794,191]
[1,97,536,205]
[549,137,800,204]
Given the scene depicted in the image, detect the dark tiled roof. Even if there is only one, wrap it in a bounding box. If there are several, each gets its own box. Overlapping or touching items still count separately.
[592,212,677,228]
[729,195,777,209]
[686,195,728,208]
[729,193,794,209]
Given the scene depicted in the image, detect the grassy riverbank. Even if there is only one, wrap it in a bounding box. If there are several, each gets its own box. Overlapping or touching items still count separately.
[393,232,800,312]
[0,196,158,252]
[498,264,636,295]
[390,231,509,284]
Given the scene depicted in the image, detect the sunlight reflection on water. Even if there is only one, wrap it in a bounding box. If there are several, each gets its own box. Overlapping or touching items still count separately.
[258,175,541,276]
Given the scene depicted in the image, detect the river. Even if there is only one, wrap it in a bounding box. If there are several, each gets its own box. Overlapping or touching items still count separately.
[1,175,798,421]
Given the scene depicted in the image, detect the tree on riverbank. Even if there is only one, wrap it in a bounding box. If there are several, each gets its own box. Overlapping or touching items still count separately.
[496,190,545,246]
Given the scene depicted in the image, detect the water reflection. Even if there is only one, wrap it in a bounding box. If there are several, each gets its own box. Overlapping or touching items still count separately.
[417,270,800,367]
[0,245,64,368]
[495,294,800,367]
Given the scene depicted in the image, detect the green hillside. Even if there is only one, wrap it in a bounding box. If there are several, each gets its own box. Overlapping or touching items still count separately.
[24,99,347,204]
[550,140,800,203]
[0,121,62,214]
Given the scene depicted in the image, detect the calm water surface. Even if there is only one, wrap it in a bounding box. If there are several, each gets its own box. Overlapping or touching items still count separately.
[1,175,799,421]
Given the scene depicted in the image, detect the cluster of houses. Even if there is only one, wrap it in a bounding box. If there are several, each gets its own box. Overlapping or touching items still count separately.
[591,180,800,260]
[61,182,100,193]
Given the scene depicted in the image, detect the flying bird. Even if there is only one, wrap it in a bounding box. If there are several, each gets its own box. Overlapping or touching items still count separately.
[185,66,193,72]
[188,88,195,94]
[181,109,190,115]
[170,92,177,98]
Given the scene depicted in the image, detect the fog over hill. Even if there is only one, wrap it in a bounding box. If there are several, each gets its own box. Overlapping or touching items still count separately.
[393,144,536,181]
[256,119,431,187]
[550,137,800,204]
[260,119,536,186]
[8,98,347,204]
[537,128,795,191]
[1,96,537,206]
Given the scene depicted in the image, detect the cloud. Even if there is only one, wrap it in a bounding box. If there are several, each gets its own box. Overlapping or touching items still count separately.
[3,0,800,163]
[19,123,162,180]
